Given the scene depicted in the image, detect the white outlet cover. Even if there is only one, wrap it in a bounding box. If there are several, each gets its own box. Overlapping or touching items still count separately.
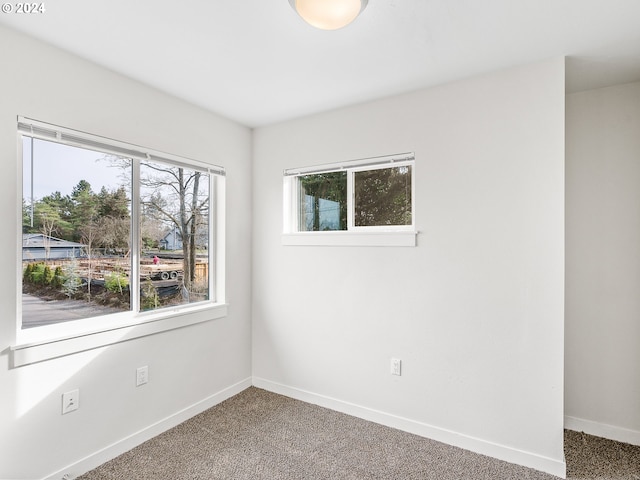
[136,366,149,386]
[391,358,402,376]
[62,389,79,414]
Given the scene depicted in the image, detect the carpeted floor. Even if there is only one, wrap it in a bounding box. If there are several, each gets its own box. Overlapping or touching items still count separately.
[564,429,640,479]
[78,387,640,479]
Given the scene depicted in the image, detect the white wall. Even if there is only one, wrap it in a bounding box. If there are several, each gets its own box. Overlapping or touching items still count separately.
[252,58,566,476]
[0,25,252,479]
[0,23,568,478]
[565,81,640,445]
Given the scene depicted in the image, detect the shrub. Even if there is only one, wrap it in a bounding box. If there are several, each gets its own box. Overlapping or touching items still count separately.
[141,279,159,310]
[51,266,64,288]
[105,272,129,294]
[30,263,46,285]
[62,258,81,298]
[23,263,34,284]
[43,265,54,285]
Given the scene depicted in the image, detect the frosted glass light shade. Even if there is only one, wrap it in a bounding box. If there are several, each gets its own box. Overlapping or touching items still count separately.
[288,0,368,30]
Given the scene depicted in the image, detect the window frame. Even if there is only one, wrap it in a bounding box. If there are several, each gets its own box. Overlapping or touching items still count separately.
[12,117,227,366]
[282,153,417,247]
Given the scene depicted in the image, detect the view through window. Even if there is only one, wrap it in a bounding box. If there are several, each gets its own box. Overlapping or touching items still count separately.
[298,171,347,231]
[21,126,216,330]
[354,165,412,227]
[294,160,413,232]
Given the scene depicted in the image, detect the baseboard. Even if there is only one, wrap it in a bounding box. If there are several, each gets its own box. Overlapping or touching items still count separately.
[253,377,567,479]
[565,415,640,446]
[45,377,252,480]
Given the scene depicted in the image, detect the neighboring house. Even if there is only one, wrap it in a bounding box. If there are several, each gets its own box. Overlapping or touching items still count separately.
[160,229,182,250]
[160,226,208,251]
[22,234,85,261]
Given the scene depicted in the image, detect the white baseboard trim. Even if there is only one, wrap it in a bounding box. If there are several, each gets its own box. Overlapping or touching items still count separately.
[565,415,640,446]
[253,377,567,479]
[45,377,252,480]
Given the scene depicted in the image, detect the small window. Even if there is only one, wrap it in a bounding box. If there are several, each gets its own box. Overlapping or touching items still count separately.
[298,171,347,231]
[353,164,412,227]
[284,153,415,235]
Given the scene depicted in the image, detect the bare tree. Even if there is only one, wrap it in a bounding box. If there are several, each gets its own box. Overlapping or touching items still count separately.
[101,155,210,302]
[139,162,209,293]
[96,216,130,254]
[38,207,60,261]
[80,221,100,299]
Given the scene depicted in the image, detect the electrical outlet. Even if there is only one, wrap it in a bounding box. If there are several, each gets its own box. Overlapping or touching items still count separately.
[136,366,149,386]
[390,358,402,376]
[62,389,79,414]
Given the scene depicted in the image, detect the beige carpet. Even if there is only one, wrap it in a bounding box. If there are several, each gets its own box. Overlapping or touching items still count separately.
[78,387,640,479]
[564,429,640,479]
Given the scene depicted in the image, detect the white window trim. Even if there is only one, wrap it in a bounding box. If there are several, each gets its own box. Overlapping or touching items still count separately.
[12,117,227,366]
[281,231,417,247]
[282,153,417,247]
[11,303,228,367]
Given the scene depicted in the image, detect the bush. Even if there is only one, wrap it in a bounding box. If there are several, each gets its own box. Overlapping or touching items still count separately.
[23,263,34,282]
[23,262,66,289]
[43,265,54,285]
[52,266,64,288]
[105,272,129,294]
[62,258,81,298]
[30,263,46,285]
[141,279,159,310]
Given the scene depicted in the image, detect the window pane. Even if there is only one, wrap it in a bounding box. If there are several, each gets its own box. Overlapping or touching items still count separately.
[139,161,210,311]
[354,165,412,226]
[22,137,132,329]
[298,172,347,231]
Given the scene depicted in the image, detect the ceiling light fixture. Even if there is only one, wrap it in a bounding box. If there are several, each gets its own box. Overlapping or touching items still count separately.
[288,0,368,30]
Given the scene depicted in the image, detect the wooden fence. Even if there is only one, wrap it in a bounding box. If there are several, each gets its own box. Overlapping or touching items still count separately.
[22,257,209,283]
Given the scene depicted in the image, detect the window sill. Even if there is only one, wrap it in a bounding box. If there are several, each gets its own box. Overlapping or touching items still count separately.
[11,303,228,367]
[281,231,418,247]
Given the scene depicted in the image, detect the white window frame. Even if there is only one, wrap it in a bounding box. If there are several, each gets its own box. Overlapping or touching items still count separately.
[12,117,227,367]
[282,153,417,247]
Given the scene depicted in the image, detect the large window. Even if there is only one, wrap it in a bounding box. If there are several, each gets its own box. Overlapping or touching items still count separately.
[18,117,224,337]
[284,153,415,241]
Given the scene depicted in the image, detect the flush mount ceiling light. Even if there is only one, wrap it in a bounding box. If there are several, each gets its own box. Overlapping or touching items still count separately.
[288,0,369,30]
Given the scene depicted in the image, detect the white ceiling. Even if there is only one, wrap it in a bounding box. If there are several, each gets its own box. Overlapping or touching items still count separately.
[2,0,640,127]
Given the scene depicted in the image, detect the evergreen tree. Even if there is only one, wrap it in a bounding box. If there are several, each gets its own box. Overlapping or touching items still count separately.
[70,180,98,241]
[97,186,130,219]
[299,172,347,231]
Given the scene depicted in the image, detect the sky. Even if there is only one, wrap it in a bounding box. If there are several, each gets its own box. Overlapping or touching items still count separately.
[22,137,129,202]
